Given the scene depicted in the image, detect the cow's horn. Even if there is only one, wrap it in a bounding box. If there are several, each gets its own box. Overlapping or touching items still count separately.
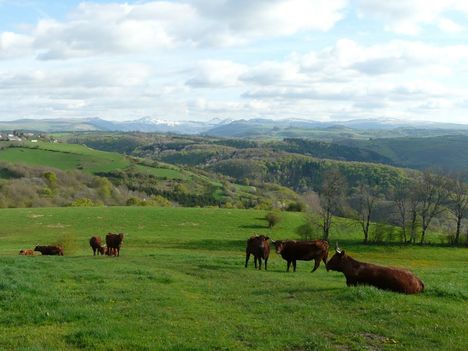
[335,242,341,253]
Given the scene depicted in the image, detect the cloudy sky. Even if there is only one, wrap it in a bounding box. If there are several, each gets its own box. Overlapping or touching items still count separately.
[1,0,467,123]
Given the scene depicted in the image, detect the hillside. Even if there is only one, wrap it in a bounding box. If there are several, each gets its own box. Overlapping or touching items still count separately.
[0,207,466,350]
[338,135,468,172]
[65,133,413,194]
[0,141,296,208]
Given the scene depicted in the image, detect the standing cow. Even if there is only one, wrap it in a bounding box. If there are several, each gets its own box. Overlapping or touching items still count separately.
[245,235,270,270]
[326,243,425,294]
[89,236,106,256]
[106,233,124,256]
[34,245,64,256]
[272,239,329,272]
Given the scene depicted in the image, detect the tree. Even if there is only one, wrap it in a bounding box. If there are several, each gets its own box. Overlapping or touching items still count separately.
[316,169,346,240]
[416,171,449,245]
[390,180,418,243]
[446,174,468,245]
[354,183,378,244]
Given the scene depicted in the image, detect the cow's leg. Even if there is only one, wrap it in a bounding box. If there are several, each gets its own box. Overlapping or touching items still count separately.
[258,258,262,270]
[311,257,321,272]
[245,252,250,268]
[322,252,328,265]
[254,257,258,269]
[264,257,268,271]
[93,248,96,256]
[293,260,297,272]
[287,260,291,272]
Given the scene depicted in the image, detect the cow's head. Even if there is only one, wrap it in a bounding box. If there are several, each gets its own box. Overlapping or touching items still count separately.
[271,240,285,254]
[252,235,269,248]
[34,245,40,252]
[326,243,346,272]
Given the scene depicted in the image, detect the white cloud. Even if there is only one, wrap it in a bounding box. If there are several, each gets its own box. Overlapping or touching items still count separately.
[357,0,468,35]
[0,0,348,60]
[186,60,247,87]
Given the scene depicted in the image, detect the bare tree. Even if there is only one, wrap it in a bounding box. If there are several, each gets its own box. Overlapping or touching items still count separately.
[416,171,449,245]
[317,169,346,240]
[408,192,420,244]
[447,174,468,245]
[354,183,378,244]
[390,182,410,243]
[390,180,421,244]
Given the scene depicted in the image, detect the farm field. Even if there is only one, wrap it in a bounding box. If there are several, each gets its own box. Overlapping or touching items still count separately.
[0,207,466,350]
[0,141,196,180]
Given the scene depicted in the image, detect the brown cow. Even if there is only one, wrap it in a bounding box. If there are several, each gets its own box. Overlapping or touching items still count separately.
[34,245,64,256]
[272,239,329,272]
[245,234,270,270]
[105,233,124,256]
[19,249,34,256]
[89,236,106,256]
[326,244,425,294]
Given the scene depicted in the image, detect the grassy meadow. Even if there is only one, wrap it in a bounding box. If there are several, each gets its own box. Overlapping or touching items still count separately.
[0,207,466,350]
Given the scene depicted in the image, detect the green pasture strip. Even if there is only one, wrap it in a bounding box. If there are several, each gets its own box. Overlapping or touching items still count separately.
[0,207,466,351]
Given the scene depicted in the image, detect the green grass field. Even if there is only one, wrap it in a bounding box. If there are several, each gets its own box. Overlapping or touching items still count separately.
[0,207,466,350]
[0,142,190,181]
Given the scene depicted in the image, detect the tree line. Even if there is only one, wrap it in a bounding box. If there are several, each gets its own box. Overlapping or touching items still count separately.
[301,169,467,246]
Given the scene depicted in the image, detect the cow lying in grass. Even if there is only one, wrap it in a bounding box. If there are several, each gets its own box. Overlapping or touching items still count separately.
[19,249,34,256]
[272,239,329,272]
[326,243,425,294]
[245,234,270,270]
[34,245,64,256]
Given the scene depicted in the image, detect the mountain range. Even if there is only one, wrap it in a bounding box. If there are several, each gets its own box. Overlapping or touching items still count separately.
[0,117,467,136]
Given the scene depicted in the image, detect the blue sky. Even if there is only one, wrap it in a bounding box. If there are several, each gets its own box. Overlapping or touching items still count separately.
[0,0,467,123]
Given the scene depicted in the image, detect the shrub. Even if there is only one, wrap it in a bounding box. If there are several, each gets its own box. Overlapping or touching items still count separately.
[265,211,281,228]
[126,197,140,206]
[286,201,305,212]
[151,195,172,207]
[70,198,95,207]
[296,222,315,240]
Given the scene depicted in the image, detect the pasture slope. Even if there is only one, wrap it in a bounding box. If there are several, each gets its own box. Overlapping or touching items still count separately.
[0,141,182,177]
[0,207,466,351]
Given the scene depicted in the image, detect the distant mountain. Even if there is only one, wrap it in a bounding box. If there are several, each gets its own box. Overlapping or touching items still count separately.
[0,116,467,136]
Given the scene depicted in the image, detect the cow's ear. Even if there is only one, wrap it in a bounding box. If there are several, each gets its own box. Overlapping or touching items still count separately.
[265,236,270,241]
[340,250,345,256]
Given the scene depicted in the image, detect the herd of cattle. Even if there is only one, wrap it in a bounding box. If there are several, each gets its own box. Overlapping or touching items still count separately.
[245,234,425,295]
[19,232,124,257]
[19,231,424,295]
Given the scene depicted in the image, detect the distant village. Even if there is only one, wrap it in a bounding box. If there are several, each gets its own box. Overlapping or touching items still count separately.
[0,130,58,143]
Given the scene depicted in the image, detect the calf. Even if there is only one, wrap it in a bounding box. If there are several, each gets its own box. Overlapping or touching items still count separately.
[34,245,64,256]
[326,244,424,294]
[105,233,124,256]
[272,239,329,272]
[89,236,106,256]
[245,235,270,270]
[19,249,34,256]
